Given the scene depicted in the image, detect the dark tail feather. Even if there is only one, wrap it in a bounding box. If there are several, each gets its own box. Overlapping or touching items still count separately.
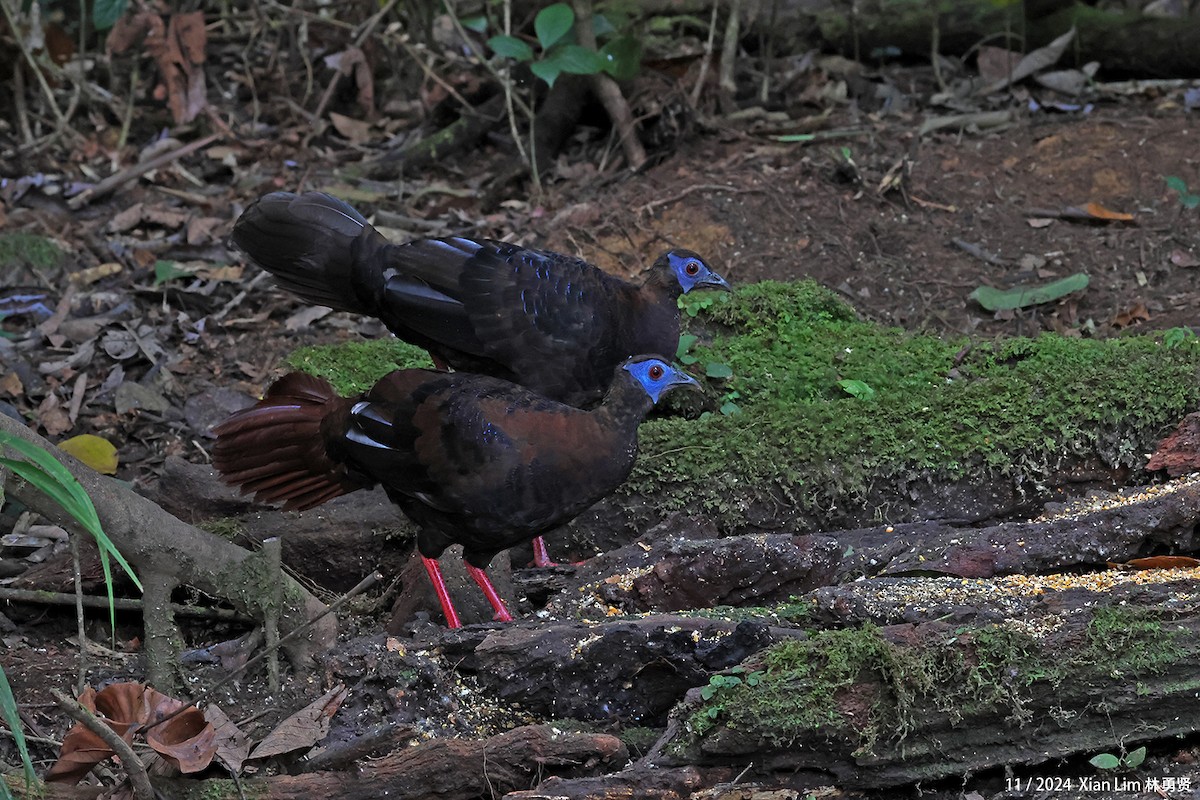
[230,191,389,314]
[212,373,368,511]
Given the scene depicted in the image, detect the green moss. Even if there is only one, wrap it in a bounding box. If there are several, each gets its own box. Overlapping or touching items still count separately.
[197,518,244,539]
[0,233,63,272]
[281,280,1200,533]
[1081,606,1185,677]
[627,280,1200,529]
[686,606,1191,755]
[285,339,433,395]
[678,596,817,627]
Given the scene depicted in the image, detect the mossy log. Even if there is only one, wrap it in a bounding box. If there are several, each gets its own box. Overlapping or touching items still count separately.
[658,591,1200,787]
[285,280,1200,562]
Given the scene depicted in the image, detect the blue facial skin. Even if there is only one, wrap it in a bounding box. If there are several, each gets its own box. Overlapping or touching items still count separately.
[622,357,700,404]
[667,251,731,293]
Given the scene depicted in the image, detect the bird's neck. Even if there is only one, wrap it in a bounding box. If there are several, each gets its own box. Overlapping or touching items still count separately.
[596,378,655,431]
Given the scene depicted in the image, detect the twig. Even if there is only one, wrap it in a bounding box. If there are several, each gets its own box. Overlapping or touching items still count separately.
[0,0,67,127]
[639,183,765,214]
[70,535,88,696]
[50,688,155,800]
[263,537,282,693]
[951,237,1009,266]
[144,570,383,733]
[68,133,221,209]
[0,587,255,623]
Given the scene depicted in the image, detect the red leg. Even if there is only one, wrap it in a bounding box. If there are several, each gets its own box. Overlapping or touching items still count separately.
[464,563,514,622]
[422,556,462,629]
[530,535,560,568]
[429,352,451,372]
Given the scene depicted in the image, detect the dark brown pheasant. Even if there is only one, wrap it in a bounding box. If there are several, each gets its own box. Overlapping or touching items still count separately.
[230,191,727,408]
[231,190,728,566]
[211,356,699,628]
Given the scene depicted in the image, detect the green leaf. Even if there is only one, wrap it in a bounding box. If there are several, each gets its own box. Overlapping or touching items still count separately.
[1164,327,1196,348]
[1089,753,1120,770]
[700,685,716,700]
[546,43,607,75]
[154,260,192,285]
[838,379,876,400]
[530,60,563,87]
[600,36,642,80]
[1124,745,1146,768]
[720,401,742,415]
[0,667,36,791]
[1166,176,1188,193]
[592,13,617,38]
[968,273,1089,311]
[460,14,488,34]
[676,334,698,359]
[487,35,534,62]
[535,3,574,49]
[92,0,127,30]
[1183,194,1200,209]
[774,133,817,143]
[705,362,733,379]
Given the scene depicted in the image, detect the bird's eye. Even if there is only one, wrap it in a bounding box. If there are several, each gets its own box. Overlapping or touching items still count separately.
[648,364,665,380]
[685,261,701,276]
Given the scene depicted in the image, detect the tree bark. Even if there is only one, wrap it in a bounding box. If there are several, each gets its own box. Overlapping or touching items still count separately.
[0,414,336,684]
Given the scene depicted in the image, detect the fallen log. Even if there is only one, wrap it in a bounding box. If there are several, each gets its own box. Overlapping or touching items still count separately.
[8,725,627,800]
[656,570,1200,788]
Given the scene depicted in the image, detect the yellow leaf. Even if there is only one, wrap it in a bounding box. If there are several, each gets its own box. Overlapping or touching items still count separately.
[58,434,119,474]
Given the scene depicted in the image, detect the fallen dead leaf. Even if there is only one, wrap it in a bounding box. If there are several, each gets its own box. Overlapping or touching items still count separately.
[249,684,348,760]
[1083,201,1134,222]
[1112,302,1150,328]
[71,263,123,285]
[0,371,23,397]
[58,434,119,474]
[1109,556,1200,571]
[1169,249,1200,268]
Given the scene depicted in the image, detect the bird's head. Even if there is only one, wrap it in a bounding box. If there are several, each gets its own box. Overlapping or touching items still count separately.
[621,355,700,404]
[661,249,730,294]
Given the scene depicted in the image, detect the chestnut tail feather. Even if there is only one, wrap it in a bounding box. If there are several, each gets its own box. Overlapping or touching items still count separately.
[211,373,365,510]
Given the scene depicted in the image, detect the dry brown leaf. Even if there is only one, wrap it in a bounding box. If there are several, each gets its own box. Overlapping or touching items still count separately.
[1112,302,1150,328]
[142,206,189,229]
[1110,556,1200,571]
[0,372,23,397]
[975,45,1022,84]
[1083,202,1134,222]
[1169,249,1200,268]
[204,706,252,773]
[249,684,347,760]
[48,684,147,783]
[185,216,223,245]
[329,112,373,145]
[108,203,145,233]
[145,704,217,774]
[324,46,375,117]
[37,394,72,436]
[48,684,217,783]
[71,263,123,285]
